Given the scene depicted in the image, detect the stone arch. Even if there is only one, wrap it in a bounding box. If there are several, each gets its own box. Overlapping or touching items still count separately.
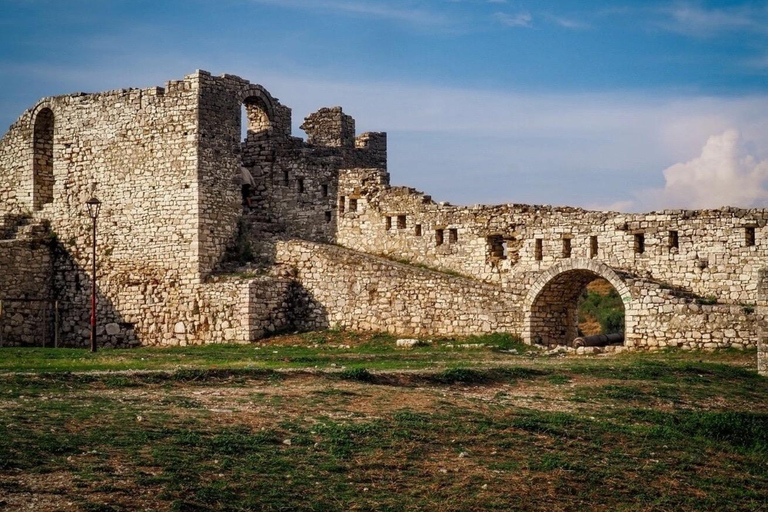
[31,105,55,210]
[523,259,635,347]
[238,85,276,138]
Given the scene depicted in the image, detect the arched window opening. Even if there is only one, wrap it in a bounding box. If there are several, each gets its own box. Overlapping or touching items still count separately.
[241,96,271,142]
[33,108,54,210]
[529,270,625,348]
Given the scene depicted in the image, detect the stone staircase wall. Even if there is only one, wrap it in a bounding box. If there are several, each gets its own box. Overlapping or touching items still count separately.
[274,239,522,337]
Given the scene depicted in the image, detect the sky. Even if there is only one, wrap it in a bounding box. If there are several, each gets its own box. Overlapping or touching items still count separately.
[1,0,768,211]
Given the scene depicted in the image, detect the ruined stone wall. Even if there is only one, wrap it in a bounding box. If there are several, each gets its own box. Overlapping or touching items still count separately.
[627,287,758,350]
[1,70,762,353]
[337,169,767,306]
[168,275,293,346]
[275,239,521,336]
[0,224,53,346]
[0,74,207,346]
[0,116,35,216]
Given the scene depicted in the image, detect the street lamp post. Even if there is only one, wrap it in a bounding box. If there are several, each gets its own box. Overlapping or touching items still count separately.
[85,196,101,353]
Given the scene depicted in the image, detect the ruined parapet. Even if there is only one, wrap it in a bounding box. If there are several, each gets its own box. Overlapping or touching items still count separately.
[759,269,768,375]
[354,132,387,170]
[301,107,356,148]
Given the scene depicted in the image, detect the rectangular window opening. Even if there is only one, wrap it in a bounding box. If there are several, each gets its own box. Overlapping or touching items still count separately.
[321,184,328,197]
[397,215,407,229]
[348,198,358,213]
[385,216,392,230]
[562,238,572,258]
[746,226,756,247]
[415,224,422,237]
[668,230,679,249]
[488,235,506,260]
[325,211,331,223]
[283,170,289,186]
[449,228,458,244]
[297,178,305,193]
[435,229,444,246]
[338,196,345,214]
[634,233,645,254]
[590,236,598,259]
[535,239,543,261]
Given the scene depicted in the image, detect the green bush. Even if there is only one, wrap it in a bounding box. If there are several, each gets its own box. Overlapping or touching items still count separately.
[578,287,625,334]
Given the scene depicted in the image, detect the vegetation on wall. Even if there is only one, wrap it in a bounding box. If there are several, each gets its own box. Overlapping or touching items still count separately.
[578,279,625,335]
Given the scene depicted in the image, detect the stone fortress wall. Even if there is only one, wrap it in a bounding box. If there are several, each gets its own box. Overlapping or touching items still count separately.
[0,70,765,367]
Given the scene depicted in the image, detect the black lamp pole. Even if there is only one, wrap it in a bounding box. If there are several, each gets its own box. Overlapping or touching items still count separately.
[86,196,101,353]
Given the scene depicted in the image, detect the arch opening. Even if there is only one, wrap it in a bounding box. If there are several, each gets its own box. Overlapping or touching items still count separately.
[241,96,271,142]
[528,269,625,348]
[33,108,54,210]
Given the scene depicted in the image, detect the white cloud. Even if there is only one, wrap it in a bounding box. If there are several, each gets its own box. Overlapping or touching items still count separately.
[493,11,532,28]
[660,3,768,36]
[544,14,590,30]
[249,0,452,28]
[3,57,768,211]
[635,130,768,210]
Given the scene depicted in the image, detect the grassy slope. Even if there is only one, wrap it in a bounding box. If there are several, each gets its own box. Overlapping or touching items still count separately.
[0,333,766,511]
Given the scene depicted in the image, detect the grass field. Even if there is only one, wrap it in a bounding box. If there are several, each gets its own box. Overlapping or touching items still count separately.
[0,332,766,511]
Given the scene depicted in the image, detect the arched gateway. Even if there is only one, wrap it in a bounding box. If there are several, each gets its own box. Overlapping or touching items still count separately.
[523,259,636,347]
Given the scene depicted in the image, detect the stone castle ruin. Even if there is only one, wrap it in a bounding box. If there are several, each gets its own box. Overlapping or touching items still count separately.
[0,71,766,372]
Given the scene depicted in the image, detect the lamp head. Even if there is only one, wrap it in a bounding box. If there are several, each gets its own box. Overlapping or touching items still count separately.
[85,197,101,220]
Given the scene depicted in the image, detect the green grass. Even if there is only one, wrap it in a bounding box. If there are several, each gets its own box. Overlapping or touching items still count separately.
[0,332,766,510]
[0,331,533,373]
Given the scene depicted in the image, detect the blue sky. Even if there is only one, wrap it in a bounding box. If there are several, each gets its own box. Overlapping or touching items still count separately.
[2,0,768,210]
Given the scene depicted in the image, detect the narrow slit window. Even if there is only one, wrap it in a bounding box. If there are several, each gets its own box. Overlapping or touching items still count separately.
[590,236,598,259]
[415,224,422,236]
[397,215,406,229]
[435,229,444,246]
[325,211,332,223]
[385,216,392,230]
[449,228,458,244]
[668,230,679,249]
[534,239,543,261]
[297,178,305,193]
[338,196,345,213]
[746,227,756,247]
[348,198,358,212]
[283,170,289,186]
[562,238,572,258]
[634,233,645,254]
[321,184,328,197]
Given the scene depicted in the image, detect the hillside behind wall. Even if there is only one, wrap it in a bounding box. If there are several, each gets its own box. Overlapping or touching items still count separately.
[275,240,521,336]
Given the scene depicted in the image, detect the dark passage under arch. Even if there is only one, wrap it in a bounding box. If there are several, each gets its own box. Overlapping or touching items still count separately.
[527,268,626,347]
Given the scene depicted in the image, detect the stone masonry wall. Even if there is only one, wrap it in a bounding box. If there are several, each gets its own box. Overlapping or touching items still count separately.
[336,168,767,306]
[275,239,521,336]
[0,70,763,355]
[0,73,207,346]
[0,223,53,346]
